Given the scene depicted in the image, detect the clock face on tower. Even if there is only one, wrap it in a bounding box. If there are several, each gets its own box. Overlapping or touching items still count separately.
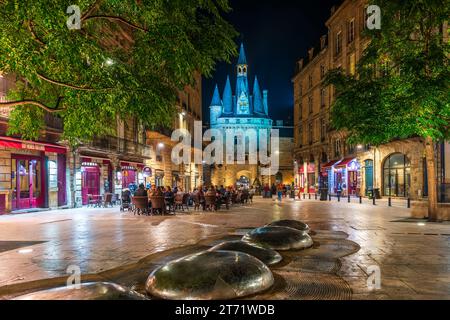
[237,91,249,115]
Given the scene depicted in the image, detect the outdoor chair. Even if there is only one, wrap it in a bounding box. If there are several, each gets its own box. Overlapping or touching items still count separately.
[174,193,188,212]
[131,196,149,216]
[102,193,113,208]
[150,196,166,215]
[204,195,217,211]
[87,194,98,207]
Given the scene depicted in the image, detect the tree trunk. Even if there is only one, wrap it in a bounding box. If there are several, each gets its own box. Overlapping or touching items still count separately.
[424,137,439,221]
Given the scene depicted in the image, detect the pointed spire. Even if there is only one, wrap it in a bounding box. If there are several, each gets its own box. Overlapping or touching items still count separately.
[253,76,264,114]
[238,43,247,65]
[210,84,222,107]
[223,76,233,114]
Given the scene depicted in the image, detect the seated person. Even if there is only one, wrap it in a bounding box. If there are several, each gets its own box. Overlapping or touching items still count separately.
[134,184,147,197]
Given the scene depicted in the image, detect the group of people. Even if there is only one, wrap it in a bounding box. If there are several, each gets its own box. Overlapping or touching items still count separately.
[263,183,294,201]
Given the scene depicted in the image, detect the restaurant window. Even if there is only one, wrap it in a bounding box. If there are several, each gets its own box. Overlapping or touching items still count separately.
[383,153,411,197]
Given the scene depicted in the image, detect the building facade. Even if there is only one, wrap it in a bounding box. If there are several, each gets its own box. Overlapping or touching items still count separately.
[208,43,293,188]
[0,72,69,213]
[293,0,448,206]
[145,72,203,192]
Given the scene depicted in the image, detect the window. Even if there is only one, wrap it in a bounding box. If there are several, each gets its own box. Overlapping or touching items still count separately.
[348,19,355,43]
[308,74,313,89]
[308,122,313,145]
[335,31,342,56]
[348,53,356,75]
[383,153,411,197]
[320,65,326,79]
[308,96,313,114]
[320,118,327,141]
[298,103,302,120]
[298,126,303,146]
[320,88,326,107]
[334,139,342,157]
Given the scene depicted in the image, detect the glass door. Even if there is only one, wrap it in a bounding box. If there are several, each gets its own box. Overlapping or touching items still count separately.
[12,156,42,210]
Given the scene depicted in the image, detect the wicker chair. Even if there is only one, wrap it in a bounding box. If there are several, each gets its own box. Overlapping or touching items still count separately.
[174,193,188,212]
[132,196,149,216]
[204,194,217,211]
[102,193,113,208]
[150,196,166,215]
[191,193,201,211]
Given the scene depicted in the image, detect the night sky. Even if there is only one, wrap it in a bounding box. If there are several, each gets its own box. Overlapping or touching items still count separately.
[202,0,343,125]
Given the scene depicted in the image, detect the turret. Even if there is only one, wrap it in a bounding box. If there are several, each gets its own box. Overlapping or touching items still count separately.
[235,43,250,115]
[209,84,222,126]
[253,76,264,114]
[263,90,269,116]
[223,76,233,115]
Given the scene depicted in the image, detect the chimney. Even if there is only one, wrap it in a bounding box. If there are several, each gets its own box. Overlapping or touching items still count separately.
[298,58,304,71]
[320,35,327,50]
[308,48,314,61]
[331,5,336,15]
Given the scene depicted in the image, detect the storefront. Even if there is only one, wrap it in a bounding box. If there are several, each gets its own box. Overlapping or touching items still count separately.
[306,163,316,194]
[383,153,411,197]
[321,159,342,195]
[120,162,145,188]
[334,158,360,196]
[81,161,100,205]
[298,166,306,193]
[0,137,67,213]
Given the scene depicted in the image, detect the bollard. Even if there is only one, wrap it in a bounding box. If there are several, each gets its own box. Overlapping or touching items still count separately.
[388,197,392,207]
[348,195,351,203]
[407,198,411,209]
[329,194,331,201]
[359,196,362,204]
[315,193,318,200]
[373,196,376,205]
[309,193,311,200]
[303,193,306,200]
[338,195,340,202]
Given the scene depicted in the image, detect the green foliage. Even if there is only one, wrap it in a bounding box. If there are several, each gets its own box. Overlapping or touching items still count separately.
[325,0,450,146]
[0,0,238,146]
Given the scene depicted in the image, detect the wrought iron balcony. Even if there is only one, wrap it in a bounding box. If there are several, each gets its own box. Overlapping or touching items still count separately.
[86,135,152,158]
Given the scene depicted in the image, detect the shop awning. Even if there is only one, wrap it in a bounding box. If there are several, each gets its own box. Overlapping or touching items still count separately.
[321,159,342,171]
[0,136,66,154]
[336,157,356,168]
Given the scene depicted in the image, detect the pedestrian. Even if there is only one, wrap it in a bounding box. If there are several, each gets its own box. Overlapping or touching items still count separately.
[277,183,283,202]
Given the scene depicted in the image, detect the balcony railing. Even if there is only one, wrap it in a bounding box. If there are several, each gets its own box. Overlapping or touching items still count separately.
[86,135,152,158]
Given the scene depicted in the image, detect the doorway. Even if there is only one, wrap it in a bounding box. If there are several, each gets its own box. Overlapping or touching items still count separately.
[12,155,44,210]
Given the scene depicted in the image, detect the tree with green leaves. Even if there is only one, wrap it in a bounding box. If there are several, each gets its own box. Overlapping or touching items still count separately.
[0,0,238,146]
[325,0,449,221]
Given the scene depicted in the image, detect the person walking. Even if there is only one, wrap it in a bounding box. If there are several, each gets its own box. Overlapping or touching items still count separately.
[277,183,283,202]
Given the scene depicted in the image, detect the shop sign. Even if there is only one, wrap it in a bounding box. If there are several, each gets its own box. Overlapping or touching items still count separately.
[142,166,152,177]
[22,142,45,151]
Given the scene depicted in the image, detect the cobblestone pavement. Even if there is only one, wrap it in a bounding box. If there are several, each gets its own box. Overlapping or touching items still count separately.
[0,198,449,299]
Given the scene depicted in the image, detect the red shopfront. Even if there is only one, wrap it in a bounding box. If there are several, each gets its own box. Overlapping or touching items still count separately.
[298,163,316,194]
[0,137,67,212]
[80,157,113,205]
[334,158,360,196]
[120,162,145,188]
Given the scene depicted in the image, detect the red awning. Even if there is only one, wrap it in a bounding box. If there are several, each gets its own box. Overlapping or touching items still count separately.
[336,157,356,168]
[0,136,66,154]
[322,159,342,170]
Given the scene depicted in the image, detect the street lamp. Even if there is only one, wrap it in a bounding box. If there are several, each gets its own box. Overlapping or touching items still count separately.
[158,142,164,149]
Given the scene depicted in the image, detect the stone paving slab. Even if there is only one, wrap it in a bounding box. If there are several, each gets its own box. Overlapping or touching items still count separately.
[0,198,449,299]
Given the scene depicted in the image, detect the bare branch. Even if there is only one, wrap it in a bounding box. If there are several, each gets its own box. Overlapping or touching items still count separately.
[0,100,62,113]
[81,0,103,21]
[27,21,45,46]
[83,15,148,32]
[36,73,113,91]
